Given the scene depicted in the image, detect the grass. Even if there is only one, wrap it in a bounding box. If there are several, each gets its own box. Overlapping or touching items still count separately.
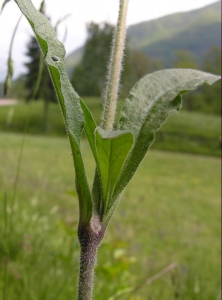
[0,132,220,299]
[0,98,103,136]
[0,98,221,157]
[154,111,221,156]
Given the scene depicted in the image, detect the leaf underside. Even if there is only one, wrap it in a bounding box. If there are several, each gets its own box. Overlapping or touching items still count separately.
[112,69,220,201]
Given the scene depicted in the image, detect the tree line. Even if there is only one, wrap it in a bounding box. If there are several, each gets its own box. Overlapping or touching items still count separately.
[9,21,221,116]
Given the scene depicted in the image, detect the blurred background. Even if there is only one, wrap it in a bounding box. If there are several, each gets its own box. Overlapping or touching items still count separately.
[0,0,221,156]
[0,1,221,299]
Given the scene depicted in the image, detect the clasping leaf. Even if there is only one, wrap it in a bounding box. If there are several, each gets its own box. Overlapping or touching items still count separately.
[95,128,134,219]
[80,100,134,221]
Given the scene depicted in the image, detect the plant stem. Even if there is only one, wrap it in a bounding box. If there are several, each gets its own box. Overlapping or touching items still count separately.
[77,216,104,300]
[78,1,129,297]
[102,0,129,130]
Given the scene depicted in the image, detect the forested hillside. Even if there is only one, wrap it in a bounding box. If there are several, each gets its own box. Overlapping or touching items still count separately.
[66,1,221,71]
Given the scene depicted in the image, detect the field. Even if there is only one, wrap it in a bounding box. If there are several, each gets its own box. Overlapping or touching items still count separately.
[0,98,221,157]
[0,132,220,300]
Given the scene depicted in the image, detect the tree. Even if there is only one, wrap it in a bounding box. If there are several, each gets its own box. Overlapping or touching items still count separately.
[24,36,57,102]
[172,50,201,111]
[121,50,163,96]
[200,46,221,115]
[173,49,199,69]
[71,22,140,98]
[71,22,163,99]
[203,46,221,74]
[71,22,115,97]
[172,48,221,115]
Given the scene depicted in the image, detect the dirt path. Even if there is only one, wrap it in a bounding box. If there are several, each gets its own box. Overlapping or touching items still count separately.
[0,99,18,106]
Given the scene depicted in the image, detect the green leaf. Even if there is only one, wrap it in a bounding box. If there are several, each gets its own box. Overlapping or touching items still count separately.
[14,0,92,226]
[80,100,102,215]
[80,100,134,221]
[113,69,220,200]
[80,99,97,158]
[95,128,134,219]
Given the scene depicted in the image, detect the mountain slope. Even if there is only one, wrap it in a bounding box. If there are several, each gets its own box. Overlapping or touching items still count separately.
[65,1,221,72]
[127,1,221,50]
[143,22,221,67]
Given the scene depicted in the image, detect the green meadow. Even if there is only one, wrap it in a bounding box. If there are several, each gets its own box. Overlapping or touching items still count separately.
[0,131,220,299]
[0,98,221,156]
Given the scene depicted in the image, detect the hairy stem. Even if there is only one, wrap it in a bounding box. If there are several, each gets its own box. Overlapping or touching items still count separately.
[78,216,104,300]
[102,0,129,130]
[78,2,129,297]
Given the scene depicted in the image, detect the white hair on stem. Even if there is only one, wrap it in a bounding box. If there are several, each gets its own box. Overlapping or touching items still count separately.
[102,0,129,131]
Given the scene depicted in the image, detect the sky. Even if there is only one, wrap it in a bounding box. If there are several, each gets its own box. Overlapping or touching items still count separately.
[0,0,219,81]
